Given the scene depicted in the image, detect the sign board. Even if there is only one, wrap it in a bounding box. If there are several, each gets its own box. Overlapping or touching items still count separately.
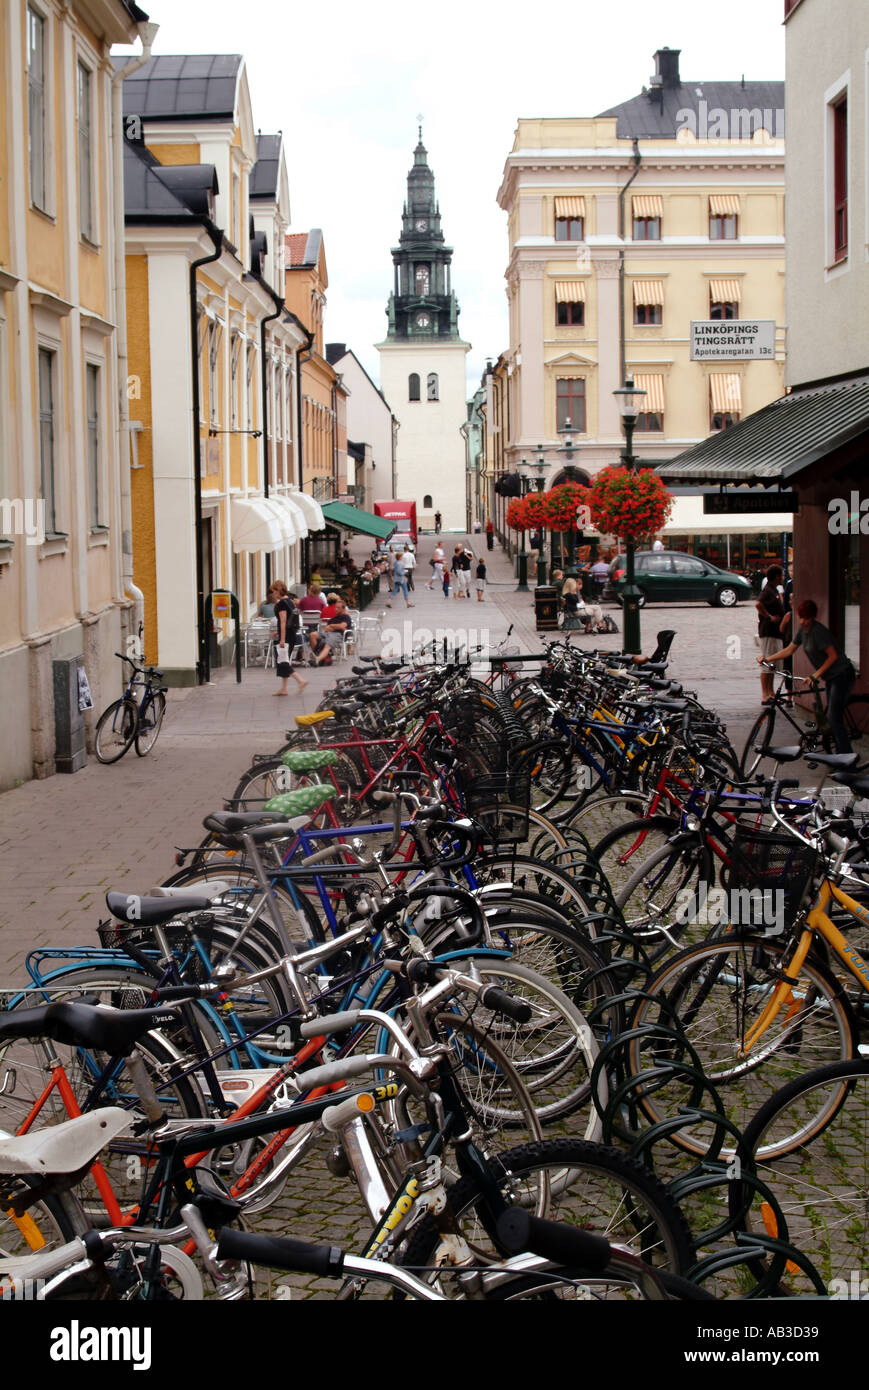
[703,492,799,515]
[690,320,776,361]
[212,592,232,621]
[77,666,93,712]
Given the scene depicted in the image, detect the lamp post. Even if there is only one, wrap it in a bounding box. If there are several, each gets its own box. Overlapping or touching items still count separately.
[613,376,646,655]
[515,458,530,592]
[531,451,547,584]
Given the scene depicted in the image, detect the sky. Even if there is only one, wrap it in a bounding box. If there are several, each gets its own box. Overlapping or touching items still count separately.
[117,0,785,396]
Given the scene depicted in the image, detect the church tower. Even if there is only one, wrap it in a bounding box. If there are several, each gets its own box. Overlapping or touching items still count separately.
[376,131,470,531]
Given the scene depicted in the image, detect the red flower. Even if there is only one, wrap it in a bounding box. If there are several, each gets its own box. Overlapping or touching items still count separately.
[587,467,672,542]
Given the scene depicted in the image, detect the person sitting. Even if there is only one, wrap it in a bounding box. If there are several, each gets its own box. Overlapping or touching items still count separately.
[561,578,605,633]
[309,598,352,666]
[297,582,326,615]
[320,591,341,623]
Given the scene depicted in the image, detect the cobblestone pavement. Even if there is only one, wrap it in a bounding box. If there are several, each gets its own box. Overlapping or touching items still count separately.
[0,533,812,1298]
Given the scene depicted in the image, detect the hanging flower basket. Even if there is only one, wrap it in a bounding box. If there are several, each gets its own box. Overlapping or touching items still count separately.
[587,467,673,544]
[521,490,551,530]
[505,498,526,531]
[541,482,590,533]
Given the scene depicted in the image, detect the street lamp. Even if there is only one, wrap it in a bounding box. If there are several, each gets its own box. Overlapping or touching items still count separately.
[613,376,646,655]
[531,451,548,584]
[515,458,530,592]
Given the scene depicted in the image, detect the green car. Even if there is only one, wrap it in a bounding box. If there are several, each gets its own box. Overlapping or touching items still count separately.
[607,550,753,608]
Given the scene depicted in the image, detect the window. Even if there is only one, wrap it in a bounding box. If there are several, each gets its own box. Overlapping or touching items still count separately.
[27,7,46,210]
[833,95,848,262]
[229,333,241,430]
[86,362,101,528]
[708,278,741,320]
[246,344,256,429]
[632,281,663,325]
[208,321,222,425]
[408,373,420,402]
[557,301,584,325]
[77,62,93,240]
[38,347,58,534]
[555,217,584,241]
[423,494,433,508]
[427,372,439,401]
[633,216,661,240]
[415,264,430,296]
[710,299,738,320]
[672,555,705,576]
[709,213,738,240]
[633,374,664,432]
[556,379,586,432]
[635,412,663,431]
[709,374,742,430]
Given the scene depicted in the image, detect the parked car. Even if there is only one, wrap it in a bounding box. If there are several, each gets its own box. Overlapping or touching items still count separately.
[376,534,415,557]
[606,550,753,608]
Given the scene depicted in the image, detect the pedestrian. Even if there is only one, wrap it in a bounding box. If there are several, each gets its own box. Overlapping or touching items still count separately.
[451,544,466,599]
[780,573,794,705]
[475,557,487,601]
[385,549,414,608]
[434,510,442,534]
[485,519,494,552]
[652,537,665,552]
[473,518,481,534]
[460,546,473,597]
[442,563,451,599]
[755,565,785,704]
[270,582,307,694]
[401,545,416,591]
[761,599,857,753]
[429,541,445,590]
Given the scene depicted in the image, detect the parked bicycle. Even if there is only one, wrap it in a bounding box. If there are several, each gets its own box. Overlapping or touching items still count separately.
[95,653,168,764]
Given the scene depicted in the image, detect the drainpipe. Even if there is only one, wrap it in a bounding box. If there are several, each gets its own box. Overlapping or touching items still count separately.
[296,332,314,577]
[254,276,283,587]
[111,20,159,655]
[618,139,642,387]
[190,224,224,684]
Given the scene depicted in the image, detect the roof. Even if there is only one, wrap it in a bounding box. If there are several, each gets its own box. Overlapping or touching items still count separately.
[285,229,323,268]
[656,374,869,485]
[320,501,395,540]
[325,344,393,412]
[598,80,785,139]
[123,140,217,221]
[250,134,282,200]
[113,53,243,121]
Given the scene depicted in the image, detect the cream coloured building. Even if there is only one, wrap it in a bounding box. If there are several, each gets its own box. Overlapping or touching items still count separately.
[496,48,787,518]
[0,0,150,788]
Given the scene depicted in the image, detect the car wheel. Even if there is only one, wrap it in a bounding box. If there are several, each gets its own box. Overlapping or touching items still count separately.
[637,593,647,608]
[716,586,738,607]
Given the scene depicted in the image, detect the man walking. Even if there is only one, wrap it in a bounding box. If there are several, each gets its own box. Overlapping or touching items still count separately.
[401,545,416,591]
[434,510,442,535]
[386,549,414,608]
[429,541,445,591]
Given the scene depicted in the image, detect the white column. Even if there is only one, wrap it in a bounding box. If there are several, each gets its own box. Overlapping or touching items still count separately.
[592,253,622,443]
[517,260,545,442]
[59,11,87,619]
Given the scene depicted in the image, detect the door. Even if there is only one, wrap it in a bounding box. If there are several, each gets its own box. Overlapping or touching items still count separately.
[670,553,708,601]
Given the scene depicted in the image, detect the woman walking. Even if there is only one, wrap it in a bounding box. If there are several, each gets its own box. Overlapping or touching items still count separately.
[385,549,414,608]
[475,557,487,602]
[270,582,307,695]
[756,565,785,704]
[761,599,857,753]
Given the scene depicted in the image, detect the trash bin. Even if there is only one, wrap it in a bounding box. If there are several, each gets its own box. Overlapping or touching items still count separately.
[534,585,559,631]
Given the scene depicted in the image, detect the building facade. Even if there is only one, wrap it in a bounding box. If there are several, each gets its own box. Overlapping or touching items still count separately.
[326,345,399,510]
[376,134,470,531]
[284,230,347,504]
[496,50,786,499]
[121,55,311,684]
[0,0,146,788]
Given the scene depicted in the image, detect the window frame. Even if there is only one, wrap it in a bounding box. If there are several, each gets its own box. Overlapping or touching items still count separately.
[37,345,60,537]
[408,372,421,402]
[555,378,586,433]
[415,264,431,296]
[709,299,739,321]
[555,216,584,241]
[710,410,740,432]
[85,359,104,530]
[426,372,439,402]
[832,94,848,263]
[27,5,48,213]
[635,412,664,432]
[709,213,738,240]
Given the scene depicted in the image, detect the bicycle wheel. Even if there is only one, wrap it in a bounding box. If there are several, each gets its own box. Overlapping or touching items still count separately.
[738,1059,869,1291]
[94,696,138,764]
[739,708,776,778]
[614,834,715,960]
[401,1138,694,1294]
[164,857,324,951]
[592,815,684,909]
[627,936,857,1158]
[134,690,166,756]
[0,1180,86,1264]
[471,855,597,934]
[845,694,869,743]
[563,792,648,848]
[443,958,604,1132]
[512,740,575,817]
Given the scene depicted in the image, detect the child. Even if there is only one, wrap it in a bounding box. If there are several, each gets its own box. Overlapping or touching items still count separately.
[475,557,487,602]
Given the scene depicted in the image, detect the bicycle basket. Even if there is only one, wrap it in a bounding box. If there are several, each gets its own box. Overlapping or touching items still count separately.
[464,771,531,847]
[97,917,214,984]
[725,826,818,919]
[500,644,522,678]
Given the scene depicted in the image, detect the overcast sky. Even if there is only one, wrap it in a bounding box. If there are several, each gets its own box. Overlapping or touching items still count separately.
[118,0,785,396]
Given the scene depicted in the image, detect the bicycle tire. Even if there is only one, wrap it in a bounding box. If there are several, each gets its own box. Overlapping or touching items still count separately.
[134,690,166,756]
[592,814,684,910]
[627,935,857,1158]
[0,1179,87,1264]
[845,694,869,742]
[739,707,776,778]
[737,1058,869,1291]
[511,740,576,817]
[401,1138,695,1293]
[613,833,716,961]
[163,857,324,951]
[94,696,139,764]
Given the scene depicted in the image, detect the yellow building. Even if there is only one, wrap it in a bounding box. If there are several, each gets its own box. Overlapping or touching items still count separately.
[496,47,788,561]
[0,0,150,788]
[284,230,347,503]
[120,56,317,683]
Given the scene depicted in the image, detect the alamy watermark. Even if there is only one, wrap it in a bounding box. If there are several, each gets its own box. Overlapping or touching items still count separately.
[674,883,785,936]
[0,497,45,546]
[829,1270,869,1299]
[675,101,784,142]
[828,492,869,535]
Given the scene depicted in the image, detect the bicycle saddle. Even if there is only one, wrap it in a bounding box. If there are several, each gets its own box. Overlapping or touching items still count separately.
[765,746,803,761]
[0,998,178,1055]
[105,890,214,925]
[0,1109,133,1176]
[805,752,859,771]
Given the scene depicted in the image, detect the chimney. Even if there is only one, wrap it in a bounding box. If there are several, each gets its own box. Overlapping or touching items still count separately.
[654,47,681,88]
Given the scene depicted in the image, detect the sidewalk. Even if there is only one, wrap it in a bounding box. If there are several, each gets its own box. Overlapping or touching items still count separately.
[0,530,764,977]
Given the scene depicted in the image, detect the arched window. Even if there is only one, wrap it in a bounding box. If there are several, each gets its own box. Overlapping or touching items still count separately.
[427,372,439,401]
[423,494,433,509]
[415,264,430,295]
[408,373,420,402]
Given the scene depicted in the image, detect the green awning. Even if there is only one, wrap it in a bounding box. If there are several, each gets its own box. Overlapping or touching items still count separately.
[320,501,396,540]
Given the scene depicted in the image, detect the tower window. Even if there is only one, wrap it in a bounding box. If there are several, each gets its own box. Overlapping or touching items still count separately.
[427,373,439,401]
[415,264,430,296]
[409,373,420,402]
[423,494,433,508]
